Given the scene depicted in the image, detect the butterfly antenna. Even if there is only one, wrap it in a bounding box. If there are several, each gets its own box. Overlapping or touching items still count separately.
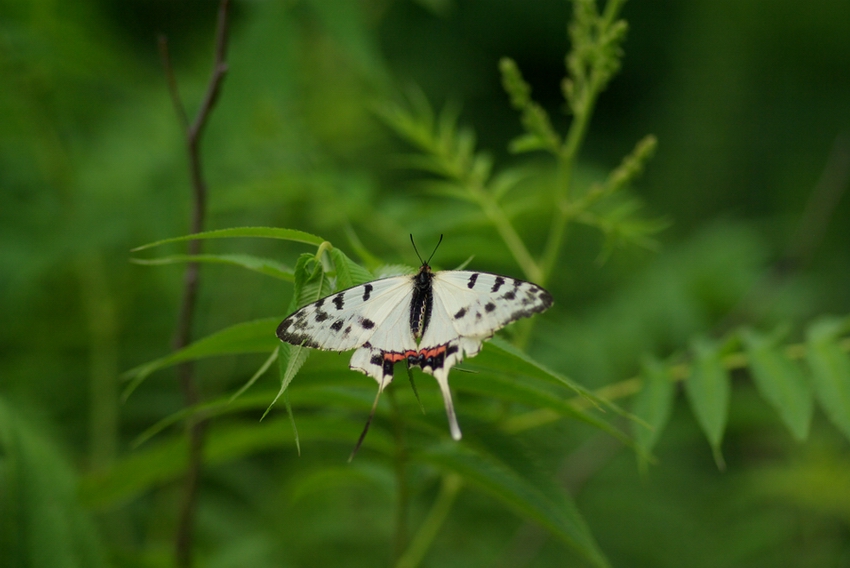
[349,378,386,462]
[410,234,424,265]
[426,234,444,265]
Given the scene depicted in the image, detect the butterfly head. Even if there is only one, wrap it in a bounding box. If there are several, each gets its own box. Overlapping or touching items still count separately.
[410,234,442,290]
[414,262,433,290]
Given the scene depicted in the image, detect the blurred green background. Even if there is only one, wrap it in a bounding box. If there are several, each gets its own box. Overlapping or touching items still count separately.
[2,0,850,566]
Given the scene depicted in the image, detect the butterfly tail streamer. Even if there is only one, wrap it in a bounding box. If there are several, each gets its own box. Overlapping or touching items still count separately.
[433,368,463,441]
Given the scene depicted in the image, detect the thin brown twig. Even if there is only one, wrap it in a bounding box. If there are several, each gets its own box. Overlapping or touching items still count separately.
[158,1,231,567]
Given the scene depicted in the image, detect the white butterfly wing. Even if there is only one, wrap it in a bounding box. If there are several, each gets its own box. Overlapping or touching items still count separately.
[418,270,553,440]
[278,266,553,443]
[427,271,553,343]
[277,276,417,383]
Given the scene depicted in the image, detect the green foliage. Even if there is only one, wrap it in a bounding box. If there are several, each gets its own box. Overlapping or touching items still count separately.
[741,327,813,441]
[0,398,106,568]
[632,356,675,472]
[3,0,850,567]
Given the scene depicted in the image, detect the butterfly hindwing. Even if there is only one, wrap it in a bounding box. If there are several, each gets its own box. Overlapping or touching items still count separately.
[414,271,553,440]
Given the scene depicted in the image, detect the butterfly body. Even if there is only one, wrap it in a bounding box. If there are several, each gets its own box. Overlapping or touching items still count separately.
[277,259,552,441]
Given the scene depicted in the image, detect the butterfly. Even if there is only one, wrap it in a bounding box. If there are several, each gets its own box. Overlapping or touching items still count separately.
[276,236,553,453]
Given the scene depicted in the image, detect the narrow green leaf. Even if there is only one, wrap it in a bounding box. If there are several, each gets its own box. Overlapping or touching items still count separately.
[419,443,610,568]
[121,318,281,399]
[684,337,730,469]
[264,253,334,418]
[229,346,280,403]
[477,338,641,426]
[741,328,812,441]
[83,416,395,510]
[284,395,301,456]
[481,337,602,404]
[329,247,373,289]
[264,343,311,420]
[131,227,324,252]
[805,317,850,442]
[133,392,276,448]
[0,397,107,567]
[131,253,294,281]
[454,372,634,448]
[508,132,552,154]
[489,166,534,201]
[632,356,675,471]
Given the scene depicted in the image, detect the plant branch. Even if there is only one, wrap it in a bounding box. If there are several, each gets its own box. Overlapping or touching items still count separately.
[503,334,850,434]
[395,473,463,568]
[159,1,231,566]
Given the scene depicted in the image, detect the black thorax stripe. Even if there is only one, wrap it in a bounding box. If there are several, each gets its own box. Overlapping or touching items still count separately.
[410,265,434,340]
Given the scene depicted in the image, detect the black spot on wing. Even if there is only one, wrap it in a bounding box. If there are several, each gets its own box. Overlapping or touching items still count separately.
[467,273,479,289]
[314,310,330,322]
[485,302,496,312]
[360,318,375,329]
[344,325,352,335]
[277,331,320,349]
[370,353,382,366]
[491,277,505,292]
[330,319,344,331]
[454,307,467,319]
[333,293,345,310]
[503,291,516,300]
[382,358,394,377]
[315,298,325,308]
[537,288,554,309]
[446,344,459,356]
[362,283,373,301]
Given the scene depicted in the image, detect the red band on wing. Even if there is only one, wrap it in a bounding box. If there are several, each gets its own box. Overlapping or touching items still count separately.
[382,344,450,363]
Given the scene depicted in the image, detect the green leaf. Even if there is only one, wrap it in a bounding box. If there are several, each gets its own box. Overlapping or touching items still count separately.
[489,166,534,201]
[131,226,324,252]
[419,442,610,568]
[684,337,730,469]
[121,318,281,399]
[454,372,633,448]
[508,132,553,154]
[82,416,395,510]
[741,327,813,441]
[805,317,850,442]
[632,356,675,471]
[264,343,312,420]
[0,397,107,567]
[329,247,373,289]
[229,347,280,403]
[131,253,294,281]
[265,253,335,418]
[476,337,634,422]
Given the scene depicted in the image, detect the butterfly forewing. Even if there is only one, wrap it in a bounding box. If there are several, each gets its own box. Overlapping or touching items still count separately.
[423,271,553,344]
[276,275,417,353]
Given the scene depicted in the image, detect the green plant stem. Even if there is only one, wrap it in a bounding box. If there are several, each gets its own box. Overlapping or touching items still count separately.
[76,254,119,471]
[469,186,543,283]
[395,473,463,568]
[540,75,599,286]
[389,388,410,563]
[159,2,231,566]
[601,0,628,27]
